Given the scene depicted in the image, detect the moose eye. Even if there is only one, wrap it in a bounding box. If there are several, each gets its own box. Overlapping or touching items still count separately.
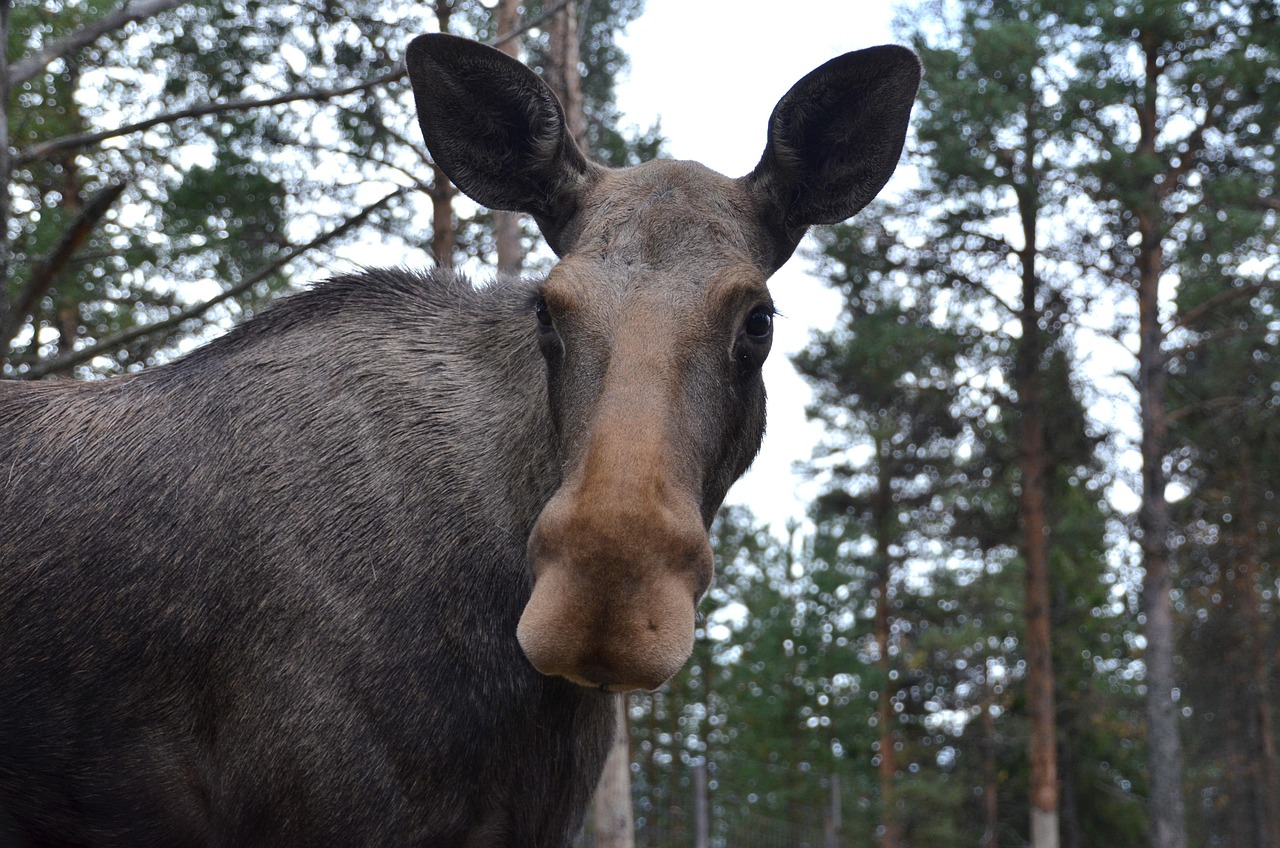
[744,306,774,340]
[534,297,554,331]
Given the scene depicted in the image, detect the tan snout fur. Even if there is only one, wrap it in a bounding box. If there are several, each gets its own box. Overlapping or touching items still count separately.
[519,479,713,691]
[518,290,715,691]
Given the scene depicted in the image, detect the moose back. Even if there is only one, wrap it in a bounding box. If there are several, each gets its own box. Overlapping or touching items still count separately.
[0,33,919,847]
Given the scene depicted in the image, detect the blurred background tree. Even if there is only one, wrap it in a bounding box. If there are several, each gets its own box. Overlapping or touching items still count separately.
[620,2,1276,847]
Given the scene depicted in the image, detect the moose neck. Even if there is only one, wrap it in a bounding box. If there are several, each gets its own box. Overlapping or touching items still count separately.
[359,271,564,545]
[163,268,563,558]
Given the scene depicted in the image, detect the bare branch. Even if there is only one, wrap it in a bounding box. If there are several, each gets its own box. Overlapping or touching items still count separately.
[1167,395,1247,424]
[939,266,1019,317]
[0,182,128,353]
[959,226,1018,258]
[18,67,406,163]
[1168,279,1274,332]
[7,0,183,87]
[269,138,431,192]
[17,0,573,165]
[494,0,571,47]
[21,187,406,379]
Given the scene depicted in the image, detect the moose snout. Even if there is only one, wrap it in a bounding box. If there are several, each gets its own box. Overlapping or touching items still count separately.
[518,488,714,692]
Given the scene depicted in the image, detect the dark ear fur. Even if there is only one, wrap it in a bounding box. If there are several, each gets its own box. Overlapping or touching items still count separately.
[746,45,921,270]
[405,33,599,255]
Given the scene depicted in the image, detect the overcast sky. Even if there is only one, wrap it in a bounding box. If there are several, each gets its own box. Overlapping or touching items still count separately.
[614,0,901,532]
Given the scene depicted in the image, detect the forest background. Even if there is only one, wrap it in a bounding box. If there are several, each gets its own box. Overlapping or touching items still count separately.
[1,2,1276,848]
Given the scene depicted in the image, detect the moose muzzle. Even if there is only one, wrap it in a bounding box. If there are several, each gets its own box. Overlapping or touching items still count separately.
[519,470,714,692]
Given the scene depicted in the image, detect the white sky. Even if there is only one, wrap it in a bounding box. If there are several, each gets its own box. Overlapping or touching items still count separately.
[614,0,901,532]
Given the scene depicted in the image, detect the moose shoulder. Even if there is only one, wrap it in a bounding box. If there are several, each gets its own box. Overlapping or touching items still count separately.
[0,34,919,847]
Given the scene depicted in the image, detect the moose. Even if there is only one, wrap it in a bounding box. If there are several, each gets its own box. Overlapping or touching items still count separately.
[0,33,919,847]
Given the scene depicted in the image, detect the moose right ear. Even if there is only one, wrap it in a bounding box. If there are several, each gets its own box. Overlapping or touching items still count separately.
[406,33,599,255]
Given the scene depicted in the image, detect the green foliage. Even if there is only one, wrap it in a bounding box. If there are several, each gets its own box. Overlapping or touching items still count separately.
[4,0,432,375]
[1168,222,1279,847]
[3,0,659,377]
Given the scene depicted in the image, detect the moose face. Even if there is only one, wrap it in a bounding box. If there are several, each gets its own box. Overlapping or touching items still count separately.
[518,162,774,691]
[407,34,920,690]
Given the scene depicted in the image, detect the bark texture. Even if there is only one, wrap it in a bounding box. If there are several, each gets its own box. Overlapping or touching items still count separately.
[1136,33,1187,848]
[591,696,635,848]
[1015,152,1058,848]
[493,0,525,275]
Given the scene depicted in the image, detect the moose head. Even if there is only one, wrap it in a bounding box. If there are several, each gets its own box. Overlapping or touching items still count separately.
[406,34,920,691]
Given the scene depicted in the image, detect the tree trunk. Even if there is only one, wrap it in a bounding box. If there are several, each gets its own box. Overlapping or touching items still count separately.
[0,0,14,356]
[1225,452,1280,848]
[544,0,587,150]
[979,682,999,848]
[1135,34,1187,848]
[426,1,458,268]
[492,0,525,276]
[1058,730,1082,848]
[1137,159,1186,848]
[592,695,635,848]
[1014,159,1059,848]
[824,774,842,848]
[642,702,657,848]
[872,445,902,848]
[692,760,708,848]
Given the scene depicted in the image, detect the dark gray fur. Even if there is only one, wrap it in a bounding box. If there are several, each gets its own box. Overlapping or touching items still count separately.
[1,270,611,846]
[0,33,919,848]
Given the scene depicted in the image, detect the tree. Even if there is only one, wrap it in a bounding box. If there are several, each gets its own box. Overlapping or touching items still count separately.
[492,0,525,275]
[795,215,980,846]
[1168,201,1279,846]
[2,0,434,377]
[901,3,1098,841]
[2,0,657,379]
[870,3,1280,846]
[1055,4,1280,845]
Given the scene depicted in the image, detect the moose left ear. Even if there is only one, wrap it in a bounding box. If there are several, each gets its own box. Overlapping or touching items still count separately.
[744,45,921,270]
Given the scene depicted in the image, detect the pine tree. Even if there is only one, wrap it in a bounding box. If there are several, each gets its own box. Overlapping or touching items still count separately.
[795,217,978,846]
[2,0,657,378]
[1168,218,1279,847]
[1050,4,1280,844]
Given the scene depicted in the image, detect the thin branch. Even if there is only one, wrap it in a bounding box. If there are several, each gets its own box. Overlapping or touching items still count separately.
[1,182,128,353]
[1167,395,1247,424]
[18,68,405,163]
[7,0,184,87]
[959,226,1018,258]
[1161,87,1224,200]
[494,0,570,47]
[21,187,405,379]
[17,0,573,165]
[272,137,431,192]
[1165,323,1249,357]
[939,266,1019,317]
[1168,279,1274,332]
